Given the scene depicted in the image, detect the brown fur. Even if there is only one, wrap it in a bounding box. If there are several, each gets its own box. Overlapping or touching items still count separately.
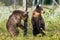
[31,5,45,36]
[6,10,27,36]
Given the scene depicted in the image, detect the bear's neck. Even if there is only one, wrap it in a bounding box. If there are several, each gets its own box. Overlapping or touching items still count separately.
[35,9,41,13]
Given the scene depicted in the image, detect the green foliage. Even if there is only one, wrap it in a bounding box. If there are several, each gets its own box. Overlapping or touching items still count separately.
[4,0,9,6]
[44,0,52,5]
[0,0,60,6]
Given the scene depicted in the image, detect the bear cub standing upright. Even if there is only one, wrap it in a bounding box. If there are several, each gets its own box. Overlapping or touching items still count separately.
[31,4,46,36]
[6,10,28,36]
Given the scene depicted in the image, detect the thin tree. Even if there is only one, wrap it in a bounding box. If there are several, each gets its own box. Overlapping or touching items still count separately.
[23,0,28,36]
[14,0,17,9]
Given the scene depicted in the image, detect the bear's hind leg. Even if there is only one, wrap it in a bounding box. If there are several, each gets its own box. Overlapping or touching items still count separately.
[8,25,19,36]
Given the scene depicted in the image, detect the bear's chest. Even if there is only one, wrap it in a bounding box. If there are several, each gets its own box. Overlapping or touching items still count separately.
[33,11,41,17]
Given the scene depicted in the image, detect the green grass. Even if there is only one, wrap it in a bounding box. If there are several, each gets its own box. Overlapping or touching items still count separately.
[0,19,60,40]
[0,6,60,40]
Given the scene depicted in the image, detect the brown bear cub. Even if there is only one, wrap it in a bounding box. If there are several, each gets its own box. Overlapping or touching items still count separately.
[6,10,28,36]
[31,4,46,36]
